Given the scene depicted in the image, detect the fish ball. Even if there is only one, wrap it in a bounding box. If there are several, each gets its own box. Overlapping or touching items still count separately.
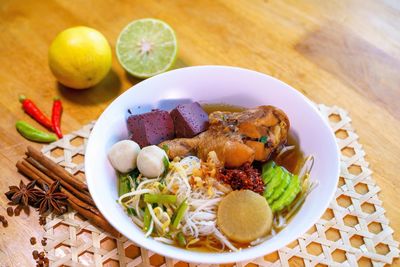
[137,145,167,178]
[108,140,141,173]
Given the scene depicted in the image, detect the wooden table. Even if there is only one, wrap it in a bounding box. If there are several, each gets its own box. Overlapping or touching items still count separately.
[0,0,399,265]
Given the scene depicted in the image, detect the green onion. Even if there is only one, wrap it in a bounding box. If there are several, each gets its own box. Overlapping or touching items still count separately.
[126,207,136,216]
[163,156,170,175]
[144,194,177,204]
[118,173,131,197]
[162,144,169,153]
[259,135,268,144]
[158,184,166,191]
[177,232,186,247]
[172,200,188,228]
[118,169,139,196]
[143,206,152,232]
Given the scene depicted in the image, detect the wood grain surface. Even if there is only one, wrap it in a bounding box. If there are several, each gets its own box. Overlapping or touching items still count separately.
[0,0,399,266]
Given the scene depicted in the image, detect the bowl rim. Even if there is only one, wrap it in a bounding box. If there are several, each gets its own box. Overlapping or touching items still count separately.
[85,65,340,264]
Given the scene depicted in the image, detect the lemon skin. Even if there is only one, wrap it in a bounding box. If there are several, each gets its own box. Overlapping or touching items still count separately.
[49,26,112,89]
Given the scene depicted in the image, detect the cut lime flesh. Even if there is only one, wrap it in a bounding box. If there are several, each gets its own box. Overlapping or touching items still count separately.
[116,18,178,78]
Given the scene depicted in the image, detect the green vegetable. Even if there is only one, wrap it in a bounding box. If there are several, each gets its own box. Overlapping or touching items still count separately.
[176,232,186,247]
[261,161,276,184]
[163,156,170,175]
[259,135,268,144]
[162,144,169,153]
[16,120,57,143]
[143,206,152,232]
[263,167,284,199]
[267,169,291,203]
[172,200,188,228]
[158,184,166,191]
[127,207,136,216]
[271,175,301,212]
[118,169,139,197]
[144,194,177,204]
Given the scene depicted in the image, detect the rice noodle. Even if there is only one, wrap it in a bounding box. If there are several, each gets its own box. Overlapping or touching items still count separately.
[213,228,238,252]
[118,151,316,252]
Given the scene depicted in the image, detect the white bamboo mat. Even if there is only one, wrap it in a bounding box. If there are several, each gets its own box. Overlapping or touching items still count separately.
[40,104,399,266]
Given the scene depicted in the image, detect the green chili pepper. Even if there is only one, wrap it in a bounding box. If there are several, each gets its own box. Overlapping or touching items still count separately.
[144,194,177,204]
[143,206,152,232]
[16,120,57,143]
[176,232,186,247]
[172,200,188,228]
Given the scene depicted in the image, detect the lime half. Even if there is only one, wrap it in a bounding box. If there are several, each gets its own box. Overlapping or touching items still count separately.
[116,18,178,78]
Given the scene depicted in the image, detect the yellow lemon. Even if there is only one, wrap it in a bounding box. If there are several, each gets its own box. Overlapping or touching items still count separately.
[49,26,112,89]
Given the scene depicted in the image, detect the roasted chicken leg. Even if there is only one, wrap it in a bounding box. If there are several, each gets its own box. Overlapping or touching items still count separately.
[159,106,290,167]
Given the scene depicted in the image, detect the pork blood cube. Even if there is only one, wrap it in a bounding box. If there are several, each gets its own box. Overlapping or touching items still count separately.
[170,102,209,138]
[127,109,174,147]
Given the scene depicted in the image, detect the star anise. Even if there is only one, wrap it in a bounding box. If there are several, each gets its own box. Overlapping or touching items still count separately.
[35,181,68,215]
[5,180,41,206]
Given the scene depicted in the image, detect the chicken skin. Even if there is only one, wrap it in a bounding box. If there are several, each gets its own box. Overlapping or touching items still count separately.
[159,106,290,168]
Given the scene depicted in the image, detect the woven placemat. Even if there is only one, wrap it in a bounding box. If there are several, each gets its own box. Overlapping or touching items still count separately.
[40,104,399,266]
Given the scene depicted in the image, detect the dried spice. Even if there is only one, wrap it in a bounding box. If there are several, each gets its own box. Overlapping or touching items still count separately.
[6,207,13,216]
[1,219,8,228]
[5,180,41,206]
[33,250,49,267]
[32,250,39,260]
[35,181,68,215]
[30,237,37,245]
[218,163,265,194]
[14,205,22,216]
[39,216,46,225]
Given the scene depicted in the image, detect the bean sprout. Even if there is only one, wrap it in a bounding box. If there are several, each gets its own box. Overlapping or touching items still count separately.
[118,151,316,252]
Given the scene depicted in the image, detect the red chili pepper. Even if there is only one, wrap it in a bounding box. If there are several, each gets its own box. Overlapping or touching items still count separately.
[52,97,63,138]
[19,95,53,131]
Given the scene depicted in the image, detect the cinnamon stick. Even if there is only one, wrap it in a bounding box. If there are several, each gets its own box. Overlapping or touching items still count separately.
[26,157,94,205]
[68,200,119,237]
[26,146,88,192]
[16,160,119,237]
[19,159,101,216]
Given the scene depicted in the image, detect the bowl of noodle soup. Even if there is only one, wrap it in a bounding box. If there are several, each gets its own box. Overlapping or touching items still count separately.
[85,66,340,264]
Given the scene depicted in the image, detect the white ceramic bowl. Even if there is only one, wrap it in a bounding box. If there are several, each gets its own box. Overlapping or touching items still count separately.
[85,66,340,264]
